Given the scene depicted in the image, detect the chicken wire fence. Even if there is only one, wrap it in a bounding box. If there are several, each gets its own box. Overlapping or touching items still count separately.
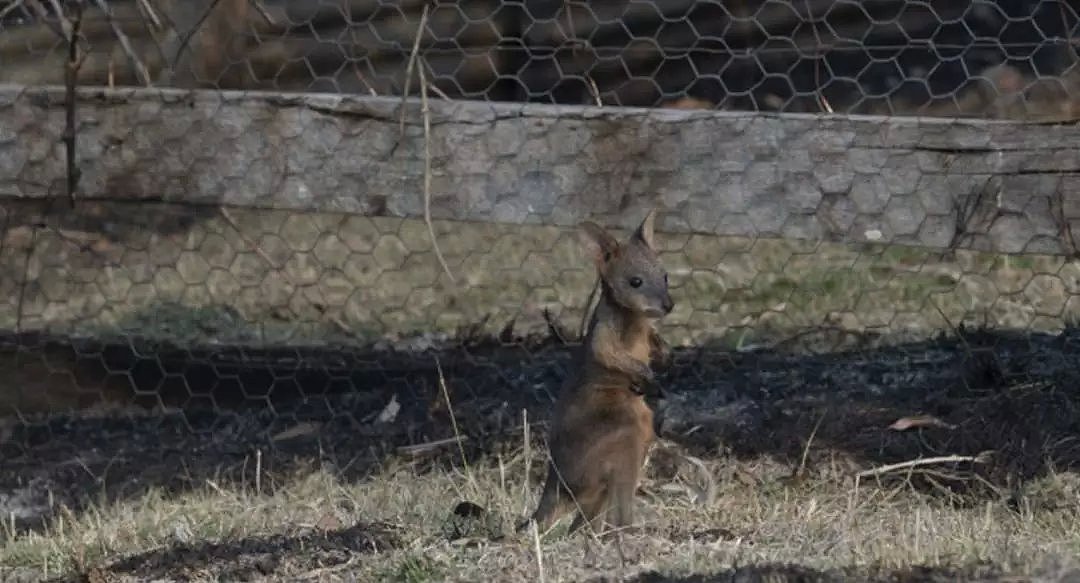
[2,0,1080,521]
[2,0,1079,115]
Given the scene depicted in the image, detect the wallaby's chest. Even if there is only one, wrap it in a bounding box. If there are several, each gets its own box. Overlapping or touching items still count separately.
[553,381,653,440]
[625,323,652,363]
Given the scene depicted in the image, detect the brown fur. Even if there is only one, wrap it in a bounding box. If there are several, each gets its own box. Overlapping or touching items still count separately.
[661,96,715,110]
[162,0,250,88]
[520,210,674,538]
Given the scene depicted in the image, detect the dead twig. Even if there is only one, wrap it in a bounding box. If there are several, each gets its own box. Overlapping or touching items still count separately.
[46,0,73,37]
[351,62,378,96]
[542,308,569,345]
[394,3,454,283]
[435,356,471,480]
[888,414,957,432]
[586,76,602,106]
[579,277,599,340]
[218,207,285,269]
[26,0,65,43]
[531,519,546,583]
[419,59,456,284]
[855,452,993,480]
[399,3,429,140]
[801,0,832,113]
[135,0,162,30]
[15,224,38,334]
[0,1,27,24]
[63,0,88,208]
[419,60,452,100]
[247,0,274,26]
[795,411,827,479]
[396,435,469,457]
[91,0,152,86]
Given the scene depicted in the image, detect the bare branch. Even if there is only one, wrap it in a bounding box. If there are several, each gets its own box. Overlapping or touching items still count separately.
[419,57,455,284]
[90,0,152,86]
[855,453,993,480]
[63,0,87,208]
[247,0,274,26]
[0,1,27,24]
[399,3,429,139]
[135,0,163,30]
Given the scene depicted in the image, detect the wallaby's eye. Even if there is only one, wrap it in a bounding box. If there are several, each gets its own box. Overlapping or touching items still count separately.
[629,276,643,288]
[663,273,669,285]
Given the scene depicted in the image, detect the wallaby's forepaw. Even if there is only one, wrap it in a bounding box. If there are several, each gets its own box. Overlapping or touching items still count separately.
[650,334,673,371]
[630,365,664,398]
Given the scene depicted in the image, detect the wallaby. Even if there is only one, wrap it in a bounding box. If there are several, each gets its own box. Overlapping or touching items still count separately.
[519,209,674,538]
[160,0,250,89]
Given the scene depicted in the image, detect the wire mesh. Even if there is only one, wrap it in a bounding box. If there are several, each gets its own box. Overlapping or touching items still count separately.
[1,0,1078,116]
[2,1,1080,578]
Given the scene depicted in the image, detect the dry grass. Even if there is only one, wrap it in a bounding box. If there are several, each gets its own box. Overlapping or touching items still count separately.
[3,435,1080,582]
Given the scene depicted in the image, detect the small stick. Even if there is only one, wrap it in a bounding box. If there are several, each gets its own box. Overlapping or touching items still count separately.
[255,448,262,496]
[796,411,826,478]
[498,454,507,495]
[576,83,602,338]
[396,435,468,456]
[219,206,285,269]
[399,3,430,139]
[0,1,27,24]
[579,277,599,340]
[205,479,227,496]
[27,0,65,40]
[855,453,991,479]
[521,409,531,512]
[135,0,162,30]
[247,0,274,26]
[352,62,377,96]
[46,0,73,37]
[419,59,452,100]
[419,61,455,283]
[91,0,153,86]
[63,0,87,208]
[436,356,470,477]
[531,519,546,583]
[586,76,602,106]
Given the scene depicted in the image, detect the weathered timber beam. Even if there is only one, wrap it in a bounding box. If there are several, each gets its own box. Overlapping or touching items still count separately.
[1,84,1079,255]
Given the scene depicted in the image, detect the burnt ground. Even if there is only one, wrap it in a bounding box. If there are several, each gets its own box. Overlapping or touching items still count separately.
[3,325,1080,581]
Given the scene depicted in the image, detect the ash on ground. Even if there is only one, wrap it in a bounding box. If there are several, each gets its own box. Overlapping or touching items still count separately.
[3,326,1080,532]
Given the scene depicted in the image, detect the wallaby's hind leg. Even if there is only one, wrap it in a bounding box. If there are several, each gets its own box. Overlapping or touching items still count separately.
[609,476,636,533]
[606,452,645,539]
[517,465,572,534]
[566,492,609,537]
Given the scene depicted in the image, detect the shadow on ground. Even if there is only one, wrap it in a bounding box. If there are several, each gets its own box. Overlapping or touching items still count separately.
[627,562,1031,583]
[4,324,1080,532]
[70,522,400,582]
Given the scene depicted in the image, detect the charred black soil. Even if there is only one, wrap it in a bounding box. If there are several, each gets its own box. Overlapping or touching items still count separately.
[4,326,1080,580]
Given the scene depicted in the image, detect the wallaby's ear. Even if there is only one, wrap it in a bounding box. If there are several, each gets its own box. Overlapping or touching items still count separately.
[578,221,620,267]
[633,208,657,250]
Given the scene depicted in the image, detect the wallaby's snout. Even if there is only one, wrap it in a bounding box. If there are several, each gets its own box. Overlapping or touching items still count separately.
[661,292,674,315]
[640,287,673,318]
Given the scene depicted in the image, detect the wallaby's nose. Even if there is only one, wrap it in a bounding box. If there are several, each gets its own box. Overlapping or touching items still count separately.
[662,294,675,314]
